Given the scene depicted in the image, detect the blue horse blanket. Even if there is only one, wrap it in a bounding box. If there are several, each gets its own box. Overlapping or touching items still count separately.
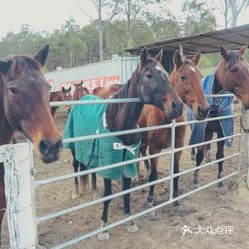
[189,72,234,148]
[64,95,140,180]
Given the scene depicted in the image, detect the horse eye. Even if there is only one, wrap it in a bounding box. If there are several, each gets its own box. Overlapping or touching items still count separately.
[181,76,186,81]
[8,87,20,95]
[230,67,238,73]
[146,73,152,79]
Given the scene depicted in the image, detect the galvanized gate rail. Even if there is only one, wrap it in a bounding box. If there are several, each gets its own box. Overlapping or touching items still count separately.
[1,94,245,249]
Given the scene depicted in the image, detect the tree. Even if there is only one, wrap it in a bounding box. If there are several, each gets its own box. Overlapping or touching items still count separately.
[215,0,249,28]
[182,0,216,35]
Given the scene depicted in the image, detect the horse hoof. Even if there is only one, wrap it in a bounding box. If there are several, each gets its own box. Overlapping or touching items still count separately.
[191,182,200,190]
[174,204,184,216]
[144,204,156,218]
[217,184,228,194]
[127,223,139,233]
[97,232,110,241]
[72,190,80,199]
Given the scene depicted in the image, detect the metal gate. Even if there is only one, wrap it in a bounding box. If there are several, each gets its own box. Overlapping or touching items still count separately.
[1,94,246,249]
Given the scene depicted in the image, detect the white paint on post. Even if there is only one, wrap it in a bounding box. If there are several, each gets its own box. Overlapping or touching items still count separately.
[247,110,249,188]
[1,143,37,249]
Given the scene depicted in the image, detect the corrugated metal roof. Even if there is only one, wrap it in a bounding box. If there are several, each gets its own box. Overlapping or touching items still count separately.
[126,24,249,55]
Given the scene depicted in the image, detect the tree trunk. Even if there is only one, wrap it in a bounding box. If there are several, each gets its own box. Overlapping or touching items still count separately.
[127,0,132,48]
[98,0,104,61]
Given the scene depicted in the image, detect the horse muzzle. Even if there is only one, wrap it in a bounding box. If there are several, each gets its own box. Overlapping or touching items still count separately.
[39,139,63,163]
[197,105,209,120]
[166,100,183,120]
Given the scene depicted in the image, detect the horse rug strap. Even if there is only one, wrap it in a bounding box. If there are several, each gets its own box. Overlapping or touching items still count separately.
[64,95,140,180]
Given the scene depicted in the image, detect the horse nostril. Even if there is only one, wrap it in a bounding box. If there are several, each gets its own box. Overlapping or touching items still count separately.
[39,139,52,156]
[172,100,183,115]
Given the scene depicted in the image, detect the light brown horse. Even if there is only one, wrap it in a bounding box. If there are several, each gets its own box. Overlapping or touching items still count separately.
[138,50,209,214]
[50,86,72,116]
[192,46,249,190]
[92,84,122,98]
[0,45,62,245]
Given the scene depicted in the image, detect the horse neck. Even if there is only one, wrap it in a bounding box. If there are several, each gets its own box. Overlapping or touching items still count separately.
[213,72,224,94]
[0,79,14,145]
[106,75,143,145]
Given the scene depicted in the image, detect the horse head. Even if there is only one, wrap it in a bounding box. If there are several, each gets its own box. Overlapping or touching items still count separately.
[62,86,72,113]
[0,45,62,163]
[72,81,89,100]
[171,50,209,120]
[216,45,249,109]
[137,48,183,120]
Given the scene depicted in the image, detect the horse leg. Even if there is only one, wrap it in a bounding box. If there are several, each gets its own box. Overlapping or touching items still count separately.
[123,177,138,233]
[91,173,97,191]
[140,143,150,174]
[216,136,226,190]
[0,165,6,247]
[79,163,89,192]
[98,178,112,241]
[192,148,204,189]
[71,149,80,199]
[192,130,212,189]
[191,148,195,161]
[146,144,159,216]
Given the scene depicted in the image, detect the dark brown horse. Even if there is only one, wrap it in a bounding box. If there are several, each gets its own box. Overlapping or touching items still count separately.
[92,84,122,98]
[50,86,72,116]
[0,45,62,245]
[66,48,183,240]
[138,50,209,214]
[192,46,249,190]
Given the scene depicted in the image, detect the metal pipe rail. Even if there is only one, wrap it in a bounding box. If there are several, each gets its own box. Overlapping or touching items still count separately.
[51,171,238,249]
[35,132,240,187]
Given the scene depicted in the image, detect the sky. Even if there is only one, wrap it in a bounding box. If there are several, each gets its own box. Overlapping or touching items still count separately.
[0,0,249,39]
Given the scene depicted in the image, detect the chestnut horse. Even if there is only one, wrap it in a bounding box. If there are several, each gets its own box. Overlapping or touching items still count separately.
[92,84,122,98]
[64,48,183,240]
[138,50,209,213]
[191,46,249,190]
[0,45,62,245]
[50,86,72,116]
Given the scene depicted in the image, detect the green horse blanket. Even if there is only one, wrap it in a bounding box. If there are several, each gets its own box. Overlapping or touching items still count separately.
[64,95,140,180]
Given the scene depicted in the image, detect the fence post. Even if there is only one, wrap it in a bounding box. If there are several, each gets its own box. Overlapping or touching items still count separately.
[1,143,37,249]
[247,111,249,188]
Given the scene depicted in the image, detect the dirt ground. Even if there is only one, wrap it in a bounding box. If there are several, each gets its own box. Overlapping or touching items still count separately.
[2,105,249,249]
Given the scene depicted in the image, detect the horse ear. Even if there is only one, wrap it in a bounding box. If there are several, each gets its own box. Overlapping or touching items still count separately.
[34,44,49,66]
[80,81,83,86]
[62,86,65,92]
[239,45,247,55]
[140,47,148,66]
[173,50,183,69]
[68,86,71,91]
[154,49,163,63]
[220,46,228,60]
[0,60,11,74]
[192,50,201,65]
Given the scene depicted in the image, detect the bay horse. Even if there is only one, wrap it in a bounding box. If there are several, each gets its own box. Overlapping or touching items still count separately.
[138,49,209,214]
[64,48,183,240]
[0,45,62,245]
[191,45,249,190]
[50,86,72,116]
